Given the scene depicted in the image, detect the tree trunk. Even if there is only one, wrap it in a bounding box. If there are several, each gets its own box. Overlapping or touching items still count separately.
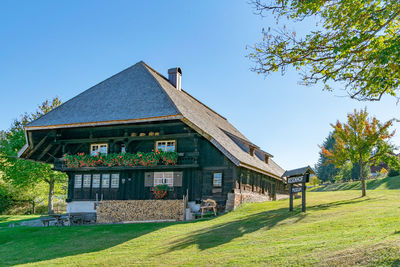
[359,160,366,197]
[48,179,55,214]
[31,200,36,214]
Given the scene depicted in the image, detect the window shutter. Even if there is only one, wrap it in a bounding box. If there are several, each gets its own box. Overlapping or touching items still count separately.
[144,172,154,187]
[174,171,183,187]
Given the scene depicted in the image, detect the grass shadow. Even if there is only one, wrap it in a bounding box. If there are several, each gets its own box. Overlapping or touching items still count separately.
[0,215,40,227]
[0,221,171,266]
[167,195,376,252]
[167,207,306,252]
[307,197,373,212]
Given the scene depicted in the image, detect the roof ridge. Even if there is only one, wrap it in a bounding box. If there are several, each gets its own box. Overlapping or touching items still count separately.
[140,62,182,116]
[141,61,228,121]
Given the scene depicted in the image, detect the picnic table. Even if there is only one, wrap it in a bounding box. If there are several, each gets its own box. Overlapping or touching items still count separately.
[40,214,69,227]
[40,213,96,226]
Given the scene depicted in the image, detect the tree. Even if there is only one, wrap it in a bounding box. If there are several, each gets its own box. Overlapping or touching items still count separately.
[315,133,338,182]
[0,97,67,213]
[248,0,400,101]
[321,109,398,197]
[308,175,321,187]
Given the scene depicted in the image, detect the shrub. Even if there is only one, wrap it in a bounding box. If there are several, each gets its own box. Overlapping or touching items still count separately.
[388,169,400,177]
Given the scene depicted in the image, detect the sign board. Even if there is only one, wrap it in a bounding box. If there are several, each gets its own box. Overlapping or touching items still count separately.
[287,176,304,184]
[291,187,302,193]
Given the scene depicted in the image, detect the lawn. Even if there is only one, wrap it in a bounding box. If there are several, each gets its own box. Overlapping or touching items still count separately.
[1,189,400,266]
[310,175,400,192]
[0,215,40,227]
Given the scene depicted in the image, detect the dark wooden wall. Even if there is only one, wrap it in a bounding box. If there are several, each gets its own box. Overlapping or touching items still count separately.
[60,120,286,206]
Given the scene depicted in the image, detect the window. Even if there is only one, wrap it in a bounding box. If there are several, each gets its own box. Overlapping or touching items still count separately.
[83,174,91,188]
[92,174,100,188]
[74,174,82,188]
[154,172,174,187]
[213,172,222,187]
[111,174,119,188]
[121,144,126,154]
[102,174,110,188]
[91,143,108,156]
[156,140,176,152]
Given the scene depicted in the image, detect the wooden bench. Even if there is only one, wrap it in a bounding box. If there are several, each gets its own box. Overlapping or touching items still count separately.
[200,199,217,218]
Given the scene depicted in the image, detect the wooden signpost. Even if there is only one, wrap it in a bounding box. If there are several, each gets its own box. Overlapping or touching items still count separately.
[287,173,310,212]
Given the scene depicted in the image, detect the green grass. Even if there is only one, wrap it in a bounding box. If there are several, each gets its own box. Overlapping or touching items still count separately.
[310,175,400,192]
[0,215,40,227]
[1,189,400,266]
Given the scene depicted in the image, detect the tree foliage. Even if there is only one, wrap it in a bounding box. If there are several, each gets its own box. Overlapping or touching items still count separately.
[321,108,398,196]
[249,0,400,101]
[0,97,66,214]
[315,132,338,182]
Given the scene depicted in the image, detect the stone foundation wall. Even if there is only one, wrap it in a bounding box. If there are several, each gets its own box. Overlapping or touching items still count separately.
[225,189,271,211]
[276,193,290,201]
[225,189,289,211]
[97,200,184,223]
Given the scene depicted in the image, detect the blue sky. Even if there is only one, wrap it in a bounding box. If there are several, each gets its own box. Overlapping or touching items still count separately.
[1,0,399,170]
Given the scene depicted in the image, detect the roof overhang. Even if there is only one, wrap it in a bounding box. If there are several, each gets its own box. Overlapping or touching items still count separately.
[24,114,184,131]
[282,165,315,178]
[238,161,282,180]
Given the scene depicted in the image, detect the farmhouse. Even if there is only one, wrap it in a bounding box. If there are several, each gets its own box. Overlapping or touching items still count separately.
[18,61,288,222]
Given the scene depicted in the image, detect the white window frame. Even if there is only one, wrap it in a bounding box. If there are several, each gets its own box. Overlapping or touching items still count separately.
[111,173,120,188]
[83,174,91,188]
[213,172,223,187]
[74,174,82,188]
[92,174,100,188]
[102,174,110,188]
[90,143,108,156]
[155,140,176,152]
[154,172,174,187]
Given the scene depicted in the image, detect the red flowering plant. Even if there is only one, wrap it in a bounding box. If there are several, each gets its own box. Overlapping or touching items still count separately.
[152,184,169,199]
[63,150,178,168]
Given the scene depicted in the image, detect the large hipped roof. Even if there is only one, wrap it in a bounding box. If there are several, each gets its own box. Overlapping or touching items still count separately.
[25,61,285,178]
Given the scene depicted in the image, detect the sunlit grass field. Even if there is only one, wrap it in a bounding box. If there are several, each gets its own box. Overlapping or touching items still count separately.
[1,177,400,266]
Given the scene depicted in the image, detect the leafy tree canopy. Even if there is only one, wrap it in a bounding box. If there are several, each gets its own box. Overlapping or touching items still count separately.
[322,108,398,196]
[0,97,66,213]
[249,0,400,101]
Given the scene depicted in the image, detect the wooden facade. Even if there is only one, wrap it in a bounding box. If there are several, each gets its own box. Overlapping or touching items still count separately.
[38,120,285,208]
[19,61,288,212]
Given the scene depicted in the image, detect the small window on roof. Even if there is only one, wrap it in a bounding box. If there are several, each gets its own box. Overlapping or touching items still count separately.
[249,146,255,156]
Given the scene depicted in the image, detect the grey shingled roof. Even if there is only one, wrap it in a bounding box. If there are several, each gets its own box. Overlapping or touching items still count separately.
[25,61,285,178]
[28,62,181,127]
[143,63,285,178]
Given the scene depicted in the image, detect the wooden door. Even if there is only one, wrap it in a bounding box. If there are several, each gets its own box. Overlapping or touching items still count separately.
[123,177,135,200]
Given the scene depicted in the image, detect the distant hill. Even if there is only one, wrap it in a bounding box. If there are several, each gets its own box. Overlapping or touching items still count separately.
[310,175,400,192]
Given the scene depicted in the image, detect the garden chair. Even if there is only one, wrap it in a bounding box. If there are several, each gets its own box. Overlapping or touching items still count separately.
[200,199,217,218]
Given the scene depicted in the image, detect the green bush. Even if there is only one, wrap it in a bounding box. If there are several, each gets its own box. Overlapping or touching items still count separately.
[388,169,400,177]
